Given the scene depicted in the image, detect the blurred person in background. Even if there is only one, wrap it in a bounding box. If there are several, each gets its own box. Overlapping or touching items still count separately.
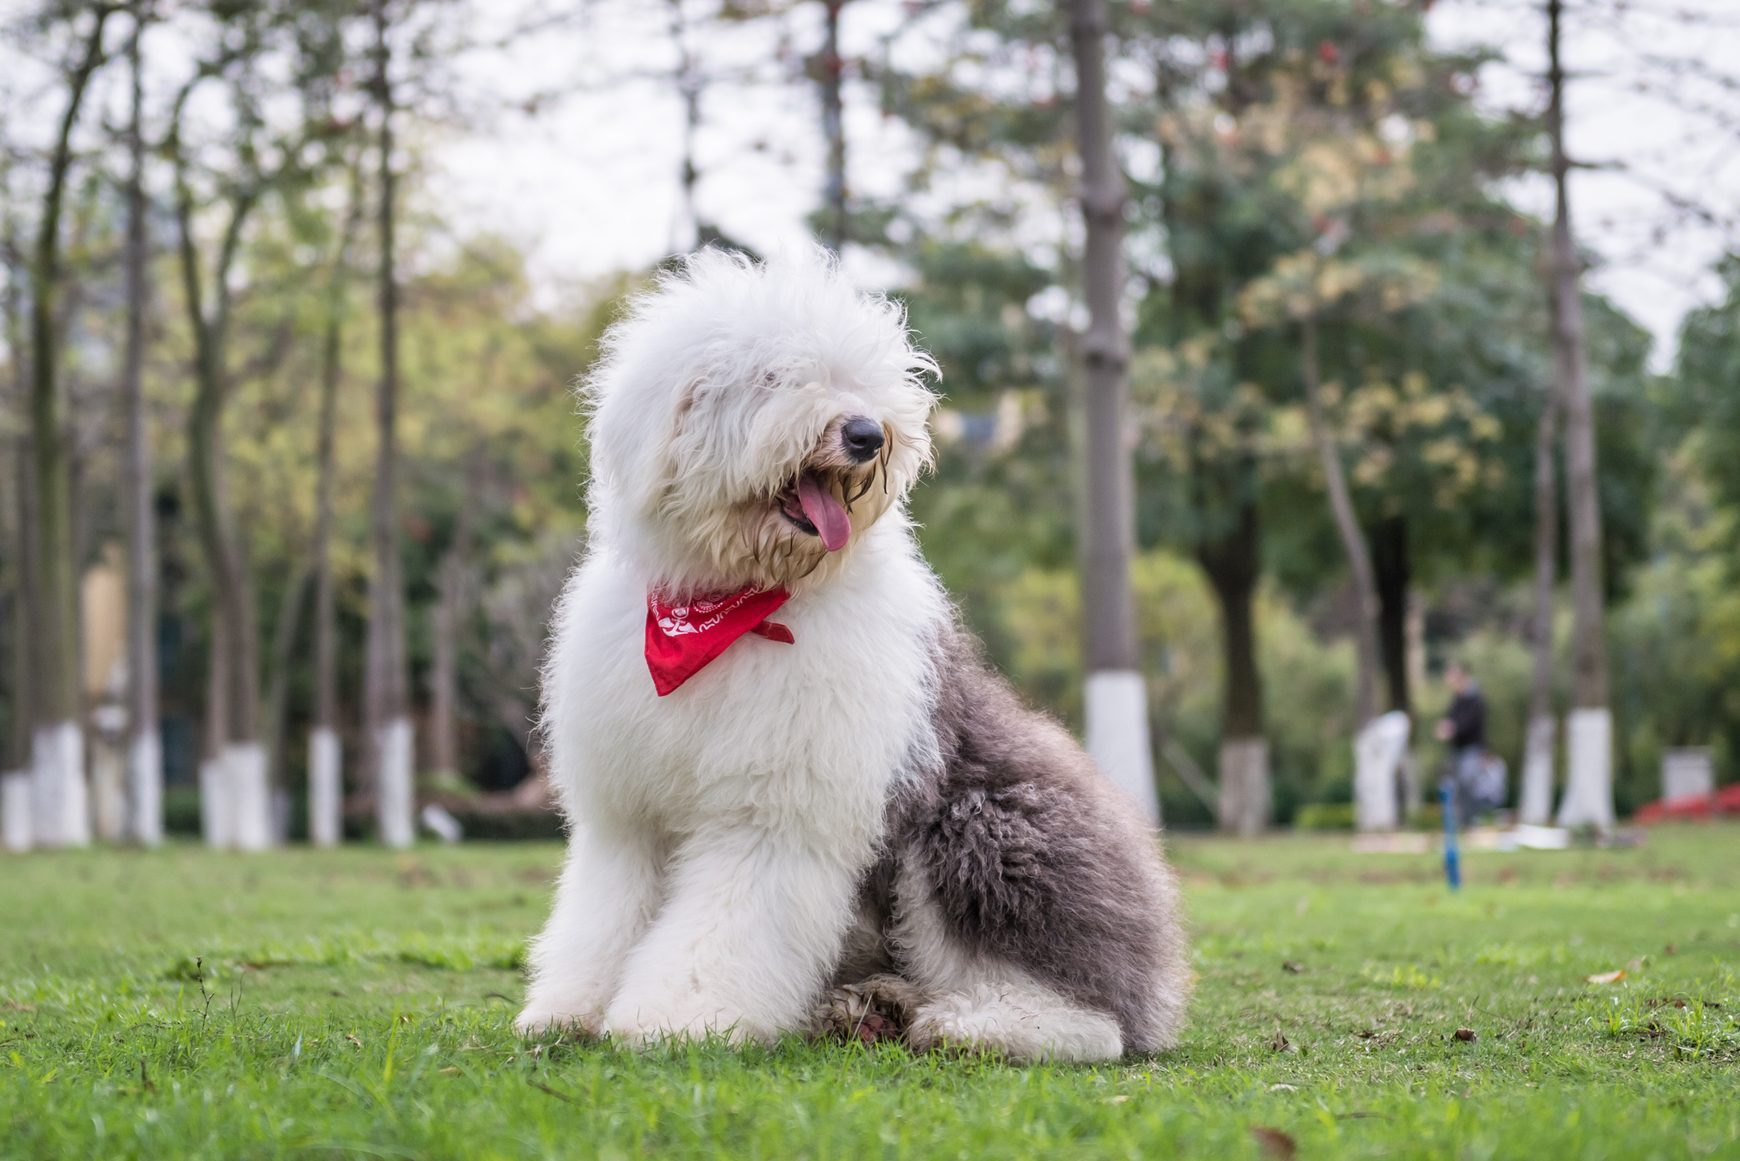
[1436,662,1504,825]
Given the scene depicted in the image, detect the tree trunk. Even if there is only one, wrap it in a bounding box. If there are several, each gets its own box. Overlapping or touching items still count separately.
[1300,318,1380,729]
[1198,494,1268,836]
[27,9,110,849]
[199,618,229,847]
[309,167,363,849]
[1521,348,1562,825]
[1301,318,1397,830]
[1372,514,1411,716]
[668,0,702,252]
[429,456,477,779]
[1067,0,1156,822]
[123,5,163,846]
[369,0,416,848]
[171,97,270,849]
[262,565,311,842]
[818,0,847,250]
[1546,0,1613,830]
[179,229,268,850]
[3,441,32,854]
[3,169,33,853]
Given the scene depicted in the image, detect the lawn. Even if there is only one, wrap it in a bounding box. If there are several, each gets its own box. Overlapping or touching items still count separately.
[2,827,1737,1160]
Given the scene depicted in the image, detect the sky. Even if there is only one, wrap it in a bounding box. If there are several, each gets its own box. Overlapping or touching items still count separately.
[424,0,1740,370]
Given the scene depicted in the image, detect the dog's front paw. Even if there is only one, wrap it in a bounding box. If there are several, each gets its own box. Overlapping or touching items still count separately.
[603,991,761,1048]
[514,1004,604,1040]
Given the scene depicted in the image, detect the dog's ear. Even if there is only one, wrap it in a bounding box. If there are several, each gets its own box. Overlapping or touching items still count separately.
[588,377,680,523]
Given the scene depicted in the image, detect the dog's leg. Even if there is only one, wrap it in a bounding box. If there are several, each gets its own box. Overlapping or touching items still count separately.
[891,852,1123,1063]
[516,822,663,1037]
[603,825,861,1046]
[904,980,1123,1063]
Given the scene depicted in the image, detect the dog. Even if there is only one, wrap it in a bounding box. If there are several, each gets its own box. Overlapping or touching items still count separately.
[516,248,1189,1062]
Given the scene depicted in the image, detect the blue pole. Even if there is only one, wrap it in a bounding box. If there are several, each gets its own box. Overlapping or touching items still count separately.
[1440,781,1461,891]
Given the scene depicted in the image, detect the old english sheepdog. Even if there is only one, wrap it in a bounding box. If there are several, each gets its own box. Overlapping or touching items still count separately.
[516,249,1190,1062]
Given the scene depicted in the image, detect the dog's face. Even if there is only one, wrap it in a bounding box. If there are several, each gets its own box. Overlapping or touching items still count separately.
[586,250,938,592]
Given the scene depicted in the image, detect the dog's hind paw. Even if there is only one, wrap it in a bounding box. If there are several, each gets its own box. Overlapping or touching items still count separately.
[904,983,1124,1063]
[808,973,927,1046]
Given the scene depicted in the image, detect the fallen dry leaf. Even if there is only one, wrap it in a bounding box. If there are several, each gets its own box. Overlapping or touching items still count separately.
[1454,1027,1477,1042]
[1586,970,1626,985]
[1250,1126,1298,1161]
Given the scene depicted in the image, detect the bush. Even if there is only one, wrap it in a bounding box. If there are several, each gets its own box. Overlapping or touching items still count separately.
[1293,802,1357,831]
[164,785,203,837]
[995,550,1361,827]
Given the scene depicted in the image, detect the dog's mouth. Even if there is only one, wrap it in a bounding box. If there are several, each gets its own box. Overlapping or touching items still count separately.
[777,470,855,552]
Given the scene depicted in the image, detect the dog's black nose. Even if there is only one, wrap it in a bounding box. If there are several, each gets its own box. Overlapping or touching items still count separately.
[840,417,885,463]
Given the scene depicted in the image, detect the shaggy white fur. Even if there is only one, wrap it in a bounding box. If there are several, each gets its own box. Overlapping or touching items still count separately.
[518,249,1173,1059]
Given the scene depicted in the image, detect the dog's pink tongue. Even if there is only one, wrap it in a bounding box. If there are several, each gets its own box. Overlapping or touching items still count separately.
[797,472,851,552]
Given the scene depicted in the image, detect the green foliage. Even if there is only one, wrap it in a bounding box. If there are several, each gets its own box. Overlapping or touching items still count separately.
[989,551,1357,825]
[1292,801,1356,831]
[2,834,1737,1157]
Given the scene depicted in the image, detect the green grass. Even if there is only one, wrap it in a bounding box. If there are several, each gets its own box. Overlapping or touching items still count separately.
[3,827,1738,1159]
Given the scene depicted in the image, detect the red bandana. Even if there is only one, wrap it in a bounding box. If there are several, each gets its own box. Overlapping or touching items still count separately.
[645,586,795,696]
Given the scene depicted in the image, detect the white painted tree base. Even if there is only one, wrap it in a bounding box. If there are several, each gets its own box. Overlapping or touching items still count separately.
[1217,737,1271,837]
[1556,707,1614,830]
[376,716,416,848]
[200,757,231,849]
[91,738,127,843]
[129,731,164,847]
[32,722,89,848]
[309,726,343,847]
[1354,711,1412,832]
[1084,670,1159,824]
[227,742,273,852]
[2,770,30,852]
[1519,714,1556,826]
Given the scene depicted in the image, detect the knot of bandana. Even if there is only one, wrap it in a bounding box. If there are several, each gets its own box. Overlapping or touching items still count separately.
[645,586,794,696]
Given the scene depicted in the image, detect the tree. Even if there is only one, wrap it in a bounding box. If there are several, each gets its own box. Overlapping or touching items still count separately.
[816,0,847,250]
[1067,0,1156,821]
[1206,5,1526,826]
[2,140,33,852]
[122,0,161,846]
[665,0,704,251]
[1297,308,1382,733]
[164,1,351,849]
[1136,113,1275,834]
[168,57,275,850]
[308,161,364,848]
[1546,0,1613,830]
[367,0,415,848]
[29,4,113,848]
[1519,343,1561,825]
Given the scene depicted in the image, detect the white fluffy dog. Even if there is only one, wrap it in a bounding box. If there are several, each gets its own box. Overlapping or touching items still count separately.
[517,249,1189,1062]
